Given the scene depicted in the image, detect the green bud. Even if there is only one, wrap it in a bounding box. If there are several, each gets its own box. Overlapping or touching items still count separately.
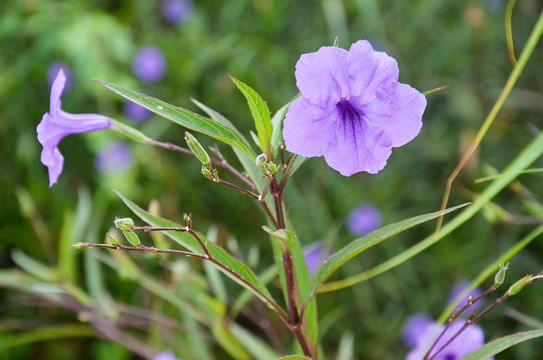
[494,263,509,287]
[255,153,278,179]
[106,233,120,247]
[201,164,220,182]
[256,154,267,168]
[114,218,141,247]
[185,132,211,166]
[183,213,192,223]
[506,275,532,296]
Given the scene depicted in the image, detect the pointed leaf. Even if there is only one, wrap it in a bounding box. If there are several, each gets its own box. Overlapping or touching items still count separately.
[230,76,273,156]
[95,80,254,157]
[459,329,543,360]
[115,191,279,312]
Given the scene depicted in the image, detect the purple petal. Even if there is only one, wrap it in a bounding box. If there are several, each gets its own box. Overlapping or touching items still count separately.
[47,62,72,91]
[346,40,399,101]
[283,97,340,157]
[346,203,382,236]
[132,46,167,83]
[364,83,426,147]
[303,243,330,276]
[94,142,134,174]
[153,352,178,360]
[323,115,392,176]
[448,282,483,315]
[295,46,349,106]
[402,314,435,348]
[160,0,193,25]
[50,69,66,112]
[123,101,153,123]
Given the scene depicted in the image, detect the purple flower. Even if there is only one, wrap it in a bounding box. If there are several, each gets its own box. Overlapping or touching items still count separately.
[153,352,178,360]
[283,40,426,176]
[402,314,435,348]
[448,281,483,315]
[346,203,382,236]
[37,70,111,187]
[47,61,73,91]
[405,320,493,360]
[132,46,167,83]
[123,101,152,123]
[303,243,330,276]
[94,141,134,174]
[160,0,193,25]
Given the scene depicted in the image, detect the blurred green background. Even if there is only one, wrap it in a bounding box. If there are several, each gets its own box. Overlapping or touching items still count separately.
[1,0,543,359]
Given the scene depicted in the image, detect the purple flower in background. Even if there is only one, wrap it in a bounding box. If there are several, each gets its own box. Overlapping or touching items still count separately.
[94,141,134,175]
[47,61,73,91]
[132,46,167,83]
[283,40,426,176]
[303,243,330,276]
[160,0,193,25]
[37,70,111,187]
[405,320,493,360]
[346,203,382,236]
[401,314,434,348]
[123,101,152,123]
[153,352,179,360]
[448,281,483,315]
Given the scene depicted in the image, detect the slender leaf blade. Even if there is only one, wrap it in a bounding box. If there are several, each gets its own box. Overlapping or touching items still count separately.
[230,76,273,155]
[459,329,543,360]
[96,80,254,157]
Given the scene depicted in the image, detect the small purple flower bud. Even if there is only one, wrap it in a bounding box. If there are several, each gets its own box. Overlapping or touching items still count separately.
[160,0,193,25]
[346,203,382,236]
[153,351,179,360]
[303,243,330,276]
[123,101,152,123]
[132,46,167,83]
[94,141,134,174]
[37,70,111,187]
[47,61,73,91]
[447,281,482,315]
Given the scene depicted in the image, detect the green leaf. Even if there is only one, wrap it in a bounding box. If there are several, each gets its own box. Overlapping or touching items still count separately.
[0,324,97,352]
[459,329,543,360]
[275,356,312,360]
[95,80,255,157]
[115,191,279,313]
[270,97,296,151]
[230,323,279,360]
[310,203,468,296]
[230,76,273,156]
[212,320,252,360]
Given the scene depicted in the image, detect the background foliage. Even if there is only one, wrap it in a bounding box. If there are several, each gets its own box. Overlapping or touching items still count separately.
[1,0,543,359]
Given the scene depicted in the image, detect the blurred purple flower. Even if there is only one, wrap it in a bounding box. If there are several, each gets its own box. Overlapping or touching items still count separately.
[448,281,483,315]
[346,203,382,236]
[153,352,178,360]
[160,0,193,25]
[283,40,426,176]
[303,243,330,276]
[37,70,110,187]
[94,141,134,174]
[132,46,167,83]
[47,61,73,91]
[123,101,152,123]
[401,314,434,348]
[405,319,493,360]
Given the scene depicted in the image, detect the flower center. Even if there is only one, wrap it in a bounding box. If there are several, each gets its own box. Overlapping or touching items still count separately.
[336,100,362,122]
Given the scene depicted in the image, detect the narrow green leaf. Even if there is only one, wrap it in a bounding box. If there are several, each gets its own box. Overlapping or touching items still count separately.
[0,324,97,352]
[311,203,468,296]
[459,329,543,360]
[270,97,296,151]
[11,249,57,282]
[212,320,252,360]
[95,79,255,157]
[230,323,279,360]
[115,191,279,313]
[275,356,312,360]
[230,76,273,156]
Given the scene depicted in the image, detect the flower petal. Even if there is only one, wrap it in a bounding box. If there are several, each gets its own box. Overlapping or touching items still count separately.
[50,69,66,112]
[364,83,426,147]
[283,97,339,157]
[346,40,399,101]
[323,115,392,176]
[295,46,349,106]
[40,144,64,188]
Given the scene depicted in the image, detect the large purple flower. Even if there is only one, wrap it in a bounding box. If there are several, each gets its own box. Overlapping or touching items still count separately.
[37,70,111,187]
[405,319,493,360]
[283,40,426,176]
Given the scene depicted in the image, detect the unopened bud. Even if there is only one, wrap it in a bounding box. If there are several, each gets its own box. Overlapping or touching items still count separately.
[114,218,141,247]
[185,132,211,166]
[183,213,192,223]
[256,154,267,168]
[255,153,278,179]
[106,233,120,246]
[506,275,532,296]
[201,165,219,182]
[494,263,509,287]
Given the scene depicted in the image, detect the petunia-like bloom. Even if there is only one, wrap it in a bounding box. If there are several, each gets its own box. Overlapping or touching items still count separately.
[346,203,382,236]
[283,40,426,176]
[153,352,179,360]
[448,281,482,315]
[132,46,167,83]
[160,0,193,25]
[405,319,493,360]
[303,242,331,276]
[37,70,111,187]
[94,141,134,175]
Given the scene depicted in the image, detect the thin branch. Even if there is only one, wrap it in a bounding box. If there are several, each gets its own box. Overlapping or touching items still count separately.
[210,145,257,191]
